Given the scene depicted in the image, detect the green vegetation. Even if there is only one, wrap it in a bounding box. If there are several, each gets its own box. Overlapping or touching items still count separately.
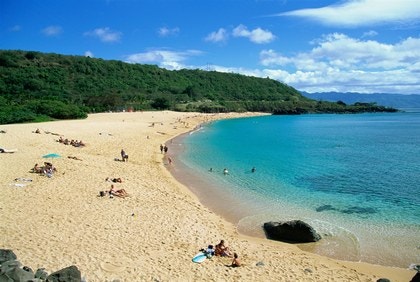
[0,50,397,124]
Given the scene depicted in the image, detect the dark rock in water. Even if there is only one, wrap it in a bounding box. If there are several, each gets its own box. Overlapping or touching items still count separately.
[376,279,391,282]
[341,206,377,214]
[0,249,17,264]
[411,271,420,282]
[263,220,321,243]
[315,204,336,212]
[47,265,81,282]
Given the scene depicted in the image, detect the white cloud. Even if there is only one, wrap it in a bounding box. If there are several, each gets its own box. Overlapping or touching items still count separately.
[123,34,419,94]
[125,49,203,70]
[84,27,121,43]
[205,28,228,43]
[84,51,94,57]
[279,0,420,27]
[362,30,378,38]
[232,24,275,44]
[158,27,180,37]
[256,33,420,93]
[42,25,62,37]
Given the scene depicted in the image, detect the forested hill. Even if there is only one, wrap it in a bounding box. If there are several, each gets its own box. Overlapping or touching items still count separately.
[0,50,397,124]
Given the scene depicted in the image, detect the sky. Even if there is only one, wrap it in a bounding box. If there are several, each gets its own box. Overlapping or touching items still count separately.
[1,0,420,94]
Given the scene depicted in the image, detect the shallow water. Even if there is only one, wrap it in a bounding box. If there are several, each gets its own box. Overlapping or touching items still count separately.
[169,113,420,268]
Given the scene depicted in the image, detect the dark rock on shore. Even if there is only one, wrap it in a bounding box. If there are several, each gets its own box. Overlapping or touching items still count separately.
[263,220,322,243]
[0,249,83,282]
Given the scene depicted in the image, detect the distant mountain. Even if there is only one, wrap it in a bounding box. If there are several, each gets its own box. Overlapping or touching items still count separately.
[301,92,420,111]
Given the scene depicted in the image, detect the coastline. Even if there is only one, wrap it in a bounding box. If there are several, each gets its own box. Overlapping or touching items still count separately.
[166,114,419,269]
[0,111,415,281]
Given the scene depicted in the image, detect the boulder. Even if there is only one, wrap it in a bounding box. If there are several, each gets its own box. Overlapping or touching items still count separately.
[46,265,81,282]
[5,266,35,282]
[35,268,49,280]
[411,272,420,282]
[263,220,321,243]
[0,250,17,265]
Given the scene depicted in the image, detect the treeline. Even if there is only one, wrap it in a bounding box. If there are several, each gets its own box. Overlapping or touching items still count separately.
[0,50,397,124]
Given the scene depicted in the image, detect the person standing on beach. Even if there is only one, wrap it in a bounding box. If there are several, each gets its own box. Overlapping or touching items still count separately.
[164,145,168,154]
[160,144,164,153]
[121,149,128,162]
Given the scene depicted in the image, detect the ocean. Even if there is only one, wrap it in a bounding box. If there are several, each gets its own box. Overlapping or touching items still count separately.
[169,112,420,268]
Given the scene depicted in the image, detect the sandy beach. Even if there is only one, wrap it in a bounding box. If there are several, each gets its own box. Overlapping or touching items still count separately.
[0,111,415,281]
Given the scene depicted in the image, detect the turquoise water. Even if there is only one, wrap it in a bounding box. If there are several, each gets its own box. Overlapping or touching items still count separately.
[172,113,420,267]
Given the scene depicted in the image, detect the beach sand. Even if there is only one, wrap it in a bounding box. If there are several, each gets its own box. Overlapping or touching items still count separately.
[0,111,415,281]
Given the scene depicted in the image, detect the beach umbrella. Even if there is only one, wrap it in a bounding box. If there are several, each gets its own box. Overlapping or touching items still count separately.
[42,153,61,159]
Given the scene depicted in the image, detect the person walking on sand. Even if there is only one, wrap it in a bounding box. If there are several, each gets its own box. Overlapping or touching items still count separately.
[168,157,173,165]
[160,144,164,153]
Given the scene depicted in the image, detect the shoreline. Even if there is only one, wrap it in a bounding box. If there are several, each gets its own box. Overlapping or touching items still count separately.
[0,111,415,281]
[165,116,417,269]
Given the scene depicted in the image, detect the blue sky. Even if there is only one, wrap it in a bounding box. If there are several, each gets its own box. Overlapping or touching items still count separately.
[1,0,419,94]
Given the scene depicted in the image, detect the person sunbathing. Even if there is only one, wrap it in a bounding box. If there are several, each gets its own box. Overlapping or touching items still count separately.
[106,177,123,183]
[68,156,82,161]
[109,184,128,198]
[215,240,232,257]
[31,163,43,173]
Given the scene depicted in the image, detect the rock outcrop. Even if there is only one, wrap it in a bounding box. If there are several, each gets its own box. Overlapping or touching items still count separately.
[263,220,321,243]
[0,249,83,282]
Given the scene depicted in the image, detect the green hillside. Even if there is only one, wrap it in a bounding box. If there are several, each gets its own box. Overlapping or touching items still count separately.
[0,50,397,124]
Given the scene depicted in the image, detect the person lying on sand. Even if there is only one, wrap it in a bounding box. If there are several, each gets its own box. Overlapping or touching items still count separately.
[106,177,123,183]
[68,156,82,161]
[31,163,43,173]
[109,184,128,198]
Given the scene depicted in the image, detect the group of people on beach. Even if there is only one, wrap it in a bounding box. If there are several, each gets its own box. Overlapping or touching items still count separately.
[57,136,85,147]
[31,162,57,178]
[159,144,168,154]
[209,167,256,174]
[204,240,241,267]
[99,149,131,198]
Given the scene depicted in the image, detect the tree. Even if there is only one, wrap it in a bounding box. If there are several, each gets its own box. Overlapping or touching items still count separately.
[151,97,170,110]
